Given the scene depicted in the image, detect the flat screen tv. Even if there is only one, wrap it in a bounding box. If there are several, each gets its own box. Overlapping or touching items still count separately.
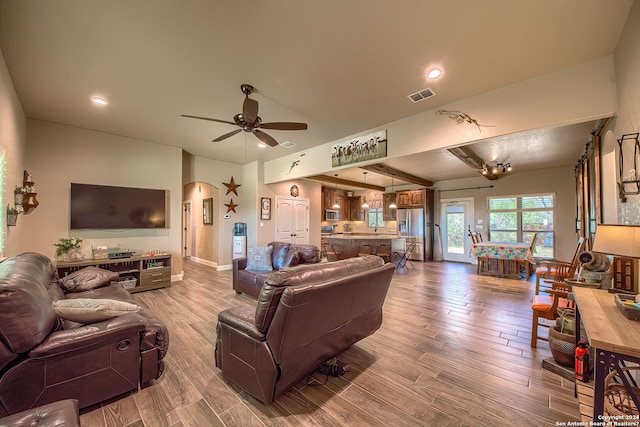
[70,183,168,229]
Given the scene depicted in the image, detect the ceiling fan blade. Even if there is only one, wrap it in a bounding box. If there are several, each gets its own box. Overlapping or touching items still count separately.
[213,129,242,142]
[243,97,259,124]
[260,122,308,131]
[253,130,279,147]
[181,114,235,125]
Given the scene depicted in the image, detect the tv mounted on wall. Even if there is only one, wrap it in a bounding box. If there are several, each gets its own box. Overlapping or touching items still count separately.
[70,183,168,230]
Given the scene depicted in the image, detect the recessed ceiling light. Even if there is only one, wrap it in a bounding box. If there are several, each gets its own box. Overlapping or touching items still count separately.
[91,97,108,105]
[427,69,442,79]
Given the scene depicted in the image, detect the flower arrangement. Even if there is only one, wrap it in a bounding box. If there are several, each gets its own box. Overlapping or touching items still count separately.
[54,237,84,258]
[14,186,33,195]
[7,205,24,215]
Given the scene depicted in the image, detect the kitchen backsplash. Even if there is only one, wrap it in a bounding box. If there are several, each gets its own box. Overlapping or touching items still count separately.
[321,220,397,234]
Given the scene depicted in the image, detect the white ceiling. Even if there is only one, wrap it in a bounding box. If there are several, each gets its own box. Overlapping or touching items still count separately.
[0,1,632,186]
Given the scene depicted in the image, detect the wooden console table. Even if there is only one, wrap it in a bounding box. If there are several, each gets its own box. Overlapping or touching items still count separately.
[57,254,171,293]
[573,287,640,418]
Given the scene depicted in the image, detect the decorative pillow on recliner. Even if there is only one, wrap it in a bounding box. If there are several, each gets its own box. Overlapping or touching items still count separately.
[282,250,300,268]
[58,266,119,292]
[246,246,274,271]
[53,298,140,324]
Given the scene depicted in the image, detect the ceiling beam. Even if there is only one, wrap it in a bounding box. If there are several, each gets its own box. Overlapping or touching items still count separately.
[359,164,433,187]
[306,175,385,192]
[447,146,501,180]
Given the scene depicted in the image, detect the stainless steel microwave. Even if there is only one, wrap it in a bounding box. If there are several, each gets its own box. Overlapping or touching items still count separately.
[325,209,340,221]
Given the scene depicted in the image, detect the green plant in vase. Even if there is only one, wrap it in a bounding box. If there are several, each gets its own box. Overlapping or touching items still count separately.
[14,186,30,205]
[54,237,84,261]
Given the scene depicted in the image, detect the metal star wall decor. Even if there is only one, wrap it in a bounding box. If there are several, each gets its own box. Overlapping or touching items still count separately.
[222,176,241,196]
[224,199,238,213]
[436,110,495,133]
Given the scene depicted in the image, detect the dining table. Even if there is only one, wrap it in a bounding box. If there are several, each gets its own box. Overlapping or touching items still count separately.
[471,241,534,279]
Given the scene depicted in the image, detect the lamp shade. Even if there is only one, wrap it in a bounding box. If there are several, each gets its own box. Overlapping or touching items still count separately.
[592,224,640,258]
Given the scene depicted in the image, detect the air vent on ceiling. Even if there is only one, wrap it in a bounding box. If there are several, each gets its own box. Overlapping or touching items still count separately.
[407,87,436,103]
[280,140,296,148]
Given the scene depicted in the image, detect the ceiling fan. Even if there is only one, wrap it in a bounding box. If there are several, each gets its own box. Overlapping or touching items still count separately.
[181,84,308,147]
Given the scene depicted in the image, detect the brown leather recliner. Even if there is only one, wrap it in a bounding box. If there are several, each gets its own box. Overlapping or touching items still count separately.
[232,241,321,298]
[216,255,394,403]
[0,252,169,416]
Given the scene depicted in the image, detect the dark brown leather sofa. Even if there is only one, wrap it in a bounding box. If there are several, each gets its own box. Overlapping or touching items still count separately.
[216,255,394,403]
[232,241,321,298]
[0,252,169,416]
[0,399,79,426]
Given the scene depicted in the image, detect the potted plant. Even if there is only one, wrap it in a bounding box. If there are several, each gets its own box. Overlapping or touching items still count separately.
[6,205,22,226]
[54,237,84,261]
[14,186,30,205]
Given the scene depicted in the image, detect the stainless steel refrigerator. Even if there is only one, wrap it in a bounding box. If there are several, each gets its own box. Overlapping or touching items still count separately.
[397,208,425,261]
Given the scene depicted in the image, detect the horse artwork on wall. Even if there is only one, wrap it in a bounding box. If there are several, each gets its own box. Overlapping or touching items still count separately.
[331,129,387,167]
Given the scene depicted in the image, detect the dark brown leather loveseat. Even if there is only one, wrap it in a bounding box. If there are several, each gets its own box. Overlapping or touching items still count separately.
[0,252,169,416]
[232,241,321,298]
[216,255,394,403]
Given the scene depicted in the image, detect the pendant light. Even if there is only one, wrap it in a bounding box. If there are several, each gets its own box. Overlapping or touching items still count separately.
[389,176,397,209]
[361,172,369,208]
[332,174,340,209]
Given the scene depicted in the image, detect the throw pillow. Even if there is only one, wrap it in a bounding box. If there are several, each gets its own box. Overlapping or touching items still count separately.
[246,246,274,271]
[282,250,300,268]
[59,267,119,292]
[53,298,140,324]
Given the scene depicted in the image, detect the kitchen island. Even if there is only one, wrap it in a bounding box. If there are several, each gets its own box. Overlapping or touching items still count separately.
[324,235,406,259]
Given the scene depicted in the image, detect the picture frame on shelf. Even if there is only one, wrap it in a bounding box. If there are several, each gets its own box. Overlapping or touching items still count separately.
[203,198,213,225]
[261,197,271,220]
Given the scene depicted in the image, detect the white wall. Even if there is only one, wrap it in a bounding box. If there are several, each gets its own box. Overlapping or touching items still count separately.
[611,0,640,224]
[0,49,27,256]
[23,120,184,276]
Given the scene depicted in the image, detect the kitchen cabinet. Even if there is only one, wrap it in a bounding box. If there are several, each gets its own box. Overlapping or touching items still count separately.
[397,189,425,208]
[347,196,364,221]
[337,194,348,219]
[383,193,397,220]
[322,187,345,220]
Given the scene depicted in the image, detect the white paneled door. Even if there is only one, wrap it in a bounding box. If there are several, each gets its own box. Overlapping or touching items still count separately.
[275,196,309,244]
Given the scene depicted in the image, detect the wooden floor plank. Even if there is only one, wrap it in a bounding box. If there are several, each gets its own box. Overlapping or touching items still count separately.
[79,258,580,426]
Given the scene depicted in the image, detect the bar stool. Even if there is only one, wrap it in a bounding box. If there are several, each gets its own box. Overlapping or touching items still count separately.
[358,244,373,257]
[323,243,342,262]
[375,244,391,263]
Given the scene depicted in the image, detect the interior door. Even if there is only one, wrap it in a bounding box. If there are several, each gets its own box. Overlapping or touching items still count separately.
[276,196,309,243]
[441,198,474,263]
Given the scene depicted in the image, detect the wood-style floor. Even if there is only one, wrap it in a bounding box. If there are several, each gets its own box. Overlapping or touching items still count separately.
[80,259,580,426]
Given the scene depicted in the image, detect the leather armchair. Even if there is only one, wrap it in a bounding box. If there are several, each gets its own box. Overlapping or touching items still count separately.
[217,255,394,403]
[232,241,321,298]
[0,253,169,416]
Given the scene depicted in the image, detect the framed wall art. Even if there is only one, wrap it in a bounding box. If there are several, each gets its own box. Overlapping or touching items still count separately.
[261,197,271,220]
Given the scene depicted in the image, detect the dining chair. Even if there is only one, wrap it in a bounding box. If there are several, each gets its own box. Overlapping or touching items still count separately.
[535,236,586,295]
[468,226,479,245]
[323,243,342,262]
[530,280,573,348]
[517,233,539,279]
[375,244,391,263]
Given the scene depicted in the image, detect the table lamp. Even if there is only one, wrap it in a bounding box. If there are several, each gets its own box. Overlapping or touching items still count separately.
[592,224,640,294]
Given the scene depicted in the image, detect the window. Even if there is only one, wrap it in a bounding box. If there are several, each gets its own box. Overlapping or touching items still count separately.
[367,208,385,228]
[488,194,555,258]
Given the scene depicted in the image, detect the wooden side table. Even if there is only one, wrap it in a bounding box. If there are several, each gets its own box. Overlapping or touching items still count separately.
[573,287,640,418]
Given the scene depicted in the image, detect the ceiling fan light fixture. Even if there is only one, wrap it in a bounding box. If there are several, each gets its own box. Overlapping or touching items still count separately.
[257,142,267,148]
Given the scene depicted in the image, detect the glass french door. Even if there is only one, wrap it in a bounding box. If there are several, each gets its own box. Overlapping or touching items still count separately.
[441,198,474,263]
